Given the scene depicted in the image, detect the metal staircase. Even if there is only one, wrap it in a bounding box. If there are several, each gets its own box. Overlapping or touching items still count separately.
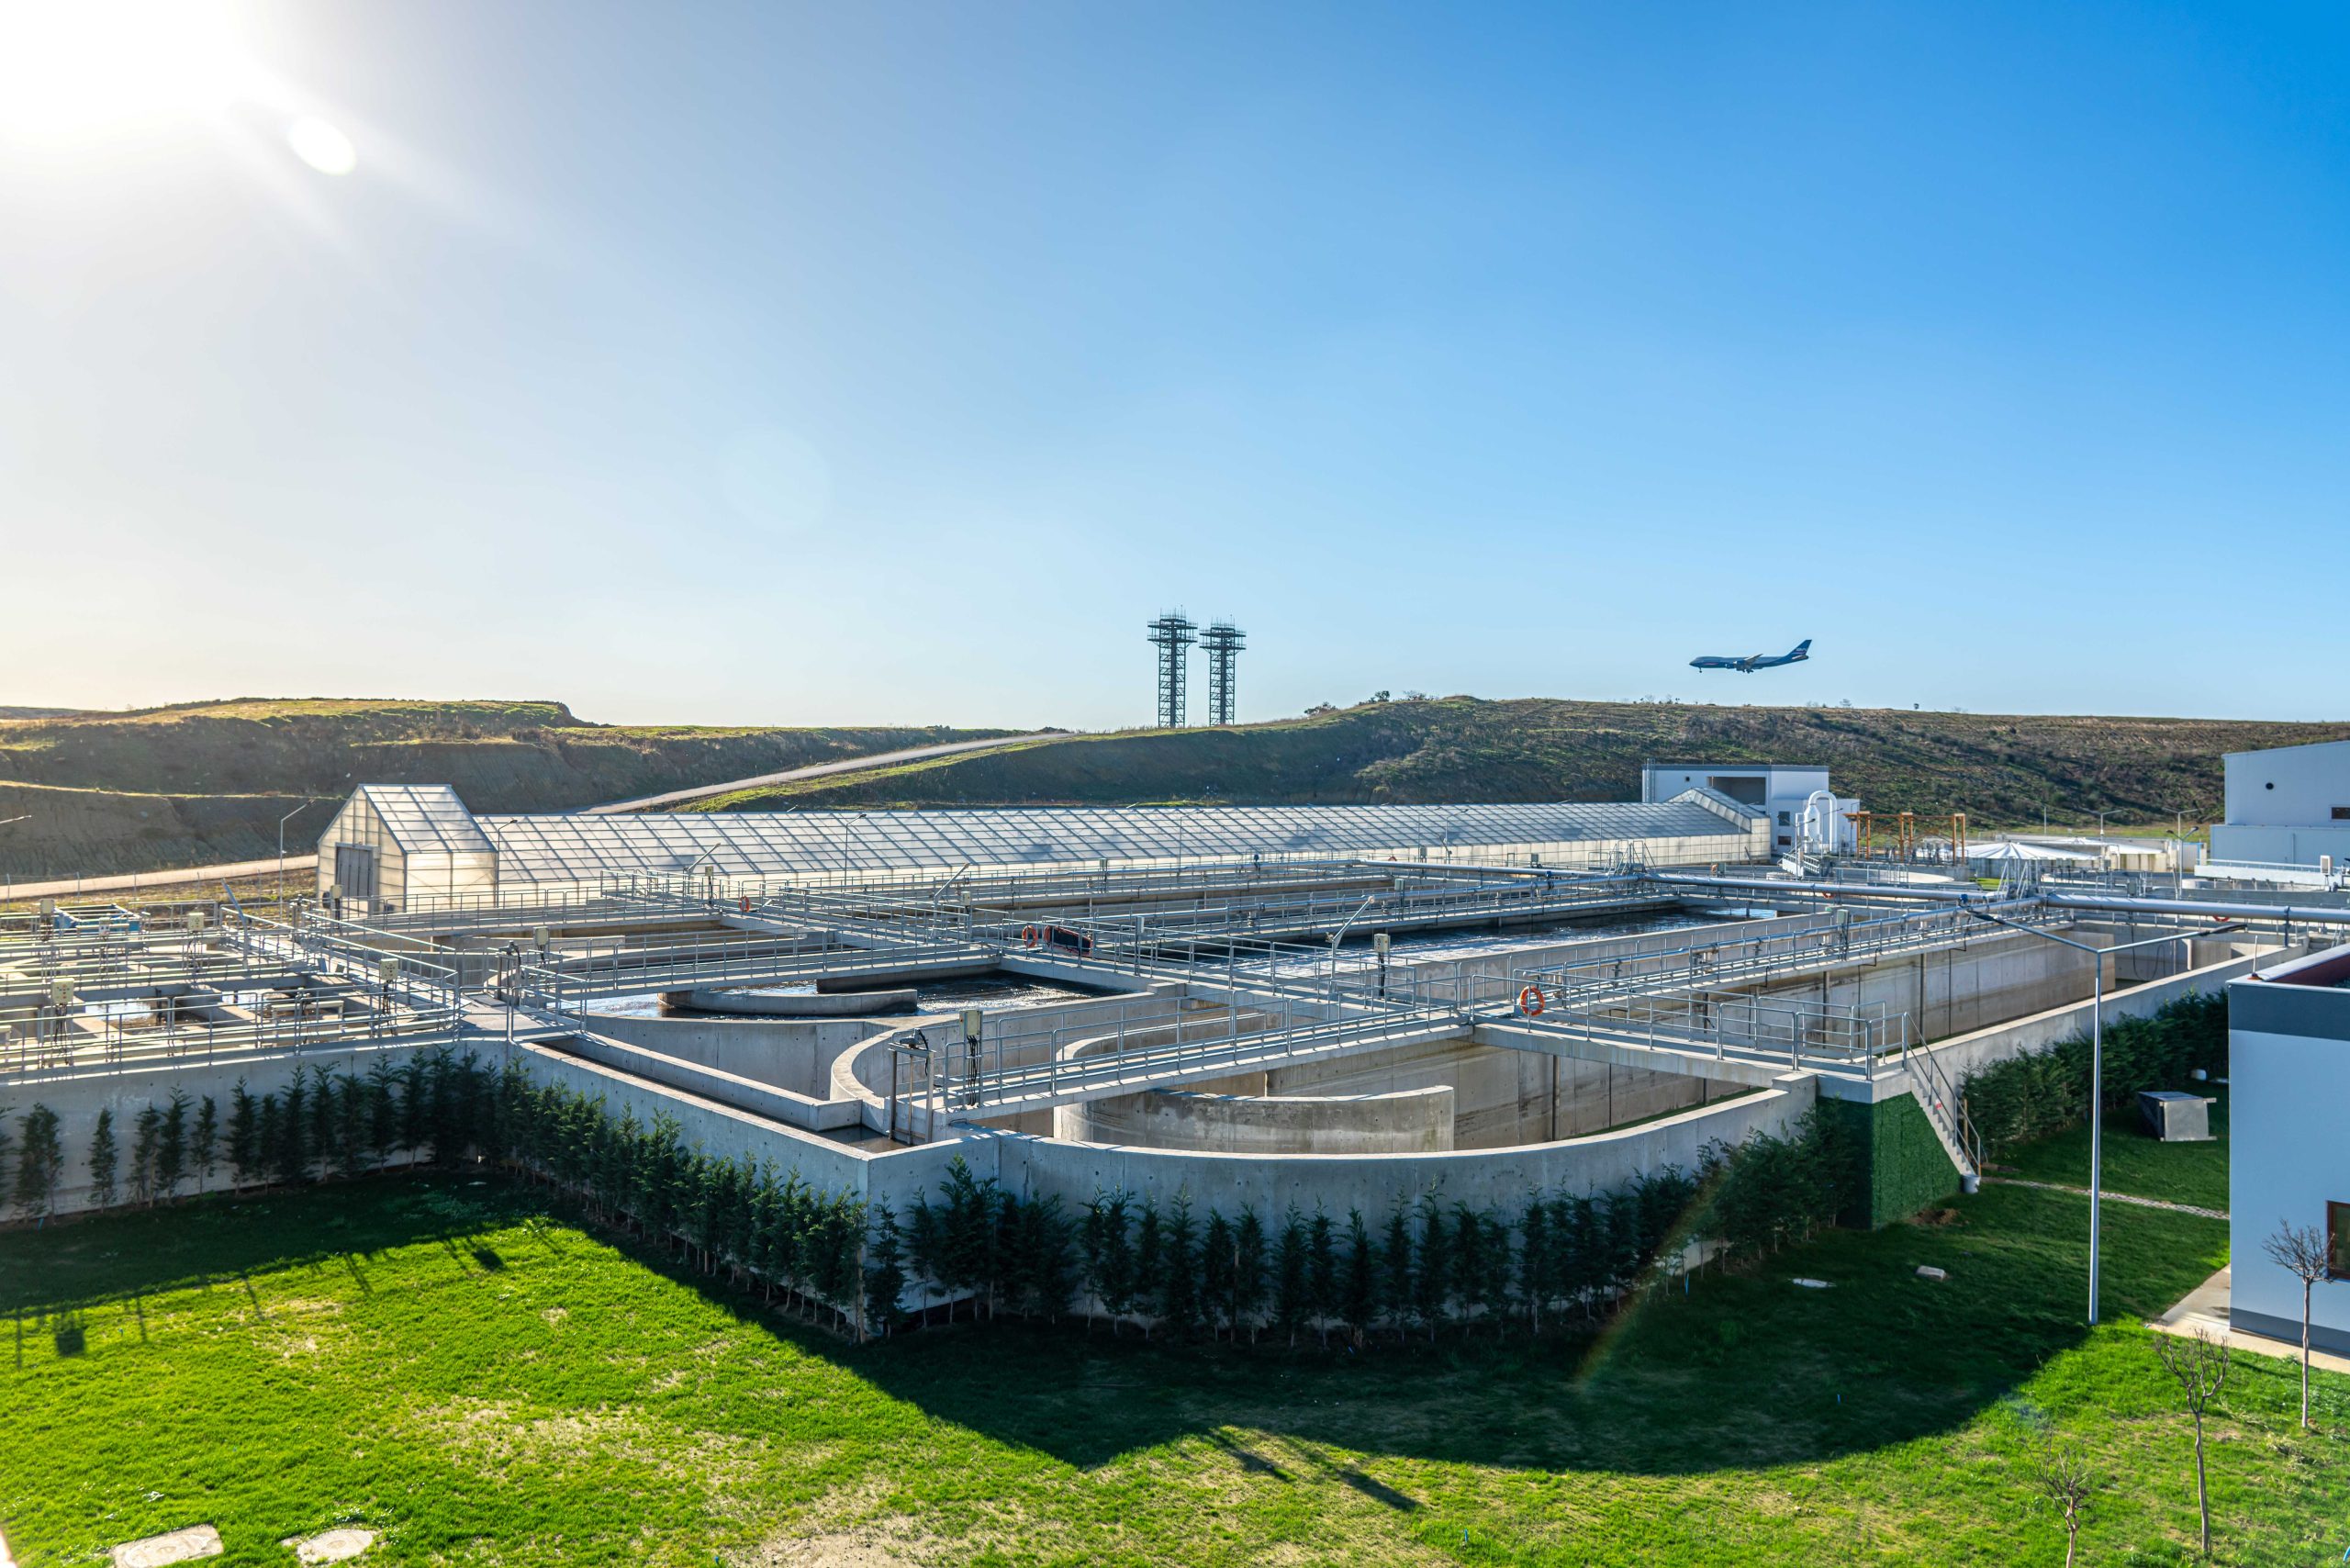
[1899,1037,1983,1193]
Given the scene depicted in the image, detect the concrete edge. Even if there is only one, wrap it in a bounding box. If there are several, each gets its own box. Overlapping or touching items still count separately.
[1010,1071,1814,1167]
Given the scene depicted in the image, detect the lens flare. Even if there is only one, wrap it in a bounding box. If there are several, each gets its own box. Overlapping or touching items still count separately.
[287,116,358,176]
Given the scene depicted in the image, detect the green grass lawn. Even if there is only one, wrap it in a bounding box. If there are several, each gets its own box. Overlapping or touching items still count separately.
[2,1154,2343,1566]
[1999,1091,2231,1212]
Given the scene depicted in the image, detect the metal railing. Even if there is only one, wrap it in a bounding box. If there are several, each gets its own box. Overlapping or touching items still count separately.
[0,994,464,1085]
[1528,991,1908,1071]
[1902,1033,1983,1178]
[1504,902,2054,1018]
[925,994,1463,1119]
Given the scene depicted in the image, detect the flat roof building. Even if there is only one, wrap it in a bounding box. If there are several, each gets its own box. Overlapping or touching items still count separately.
[2210,738,2350,876]
[1640,761,1858,857]
[2227,943,2350,1355]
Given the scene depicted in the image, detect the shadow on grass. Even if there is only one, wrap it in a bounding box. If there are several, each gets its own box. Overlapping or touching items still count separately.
[729,1180,2220,1477]
[0,1170,2230,1480]
[0,1165,531,1317]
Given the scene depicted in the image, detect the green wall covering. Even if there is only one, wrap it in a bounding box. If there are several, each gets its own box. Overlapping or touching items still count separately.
[1824,1094,1960,1229]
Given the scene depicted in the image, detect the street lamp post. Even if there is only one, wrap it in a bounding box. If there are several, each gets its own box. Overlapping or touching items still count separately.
[1969,908,2241,1324]
[278,801,317,912]
[0,814,28,905]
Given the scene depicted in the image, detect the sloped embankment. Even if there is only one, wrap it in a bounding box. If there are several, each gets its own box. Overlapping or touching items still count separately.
[0,700,1015,878]
[685,696,2350,824]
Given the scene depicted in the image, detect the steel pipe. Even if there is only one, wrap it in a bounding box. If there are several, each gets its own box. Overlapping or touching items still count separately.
[1649,871,2350,927]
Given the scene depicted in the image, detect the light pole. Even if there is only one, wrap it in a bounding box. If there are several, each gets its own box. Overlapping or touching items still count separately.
[0,814,27,906]
[1969,907,2241,1324]
[278,801,317,911]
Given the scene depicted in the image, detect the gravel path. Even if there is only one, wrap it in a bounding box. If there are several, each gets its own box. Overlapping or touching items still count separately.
[1982,1175,2227,1222]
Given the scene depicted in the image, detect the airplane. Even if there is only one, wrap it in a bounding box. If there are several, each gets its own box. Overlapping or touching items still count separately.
[1690,638,1811,673]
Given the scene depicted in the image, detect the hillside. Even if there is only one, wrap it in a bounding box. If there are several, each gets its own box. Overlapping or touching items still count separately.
[0,700,1015,879]
[14,693,2346,881]
[681,697,2350,827]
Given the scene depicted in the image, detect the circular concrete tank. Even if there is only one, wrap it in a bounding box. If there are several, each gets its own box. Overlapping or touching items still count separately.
[1056,1083,1455,1154]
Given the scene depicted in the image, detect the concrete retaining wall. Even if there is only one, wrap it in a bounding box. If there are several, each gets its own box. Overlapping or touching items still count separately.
[580,1011,876,1100]
[1067,1084,1456,1154]
[554,1031,860,1132]
[3,1040,450,1216]
[1256,1036,1736,1147]
[1746,927,2249,1052]
[512,1041,965,1204]
[967,1072,1818,1217]
[1830,944,2277,1106]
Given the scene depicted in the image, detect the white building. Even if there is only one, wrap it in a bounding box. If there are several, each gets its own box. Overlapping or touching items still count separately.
[2228,945,2350,1355]
[2210,738,2350,872]
[1640,761,1858,857]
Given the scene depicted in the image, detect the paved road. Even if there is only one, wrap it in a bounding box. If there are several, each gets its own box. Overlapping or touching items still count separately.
[582,731,1065,813]
[5,856,313,904]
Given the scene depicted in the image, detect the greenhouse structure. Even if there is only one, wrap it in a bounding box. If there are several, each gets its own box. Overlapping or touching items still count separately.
[314,785,1771,910]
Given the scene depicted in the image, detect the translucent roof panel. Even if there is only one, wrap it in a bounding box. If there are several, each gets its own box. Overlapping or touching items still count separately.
[470,799,1754,886]
[359,785,498,855]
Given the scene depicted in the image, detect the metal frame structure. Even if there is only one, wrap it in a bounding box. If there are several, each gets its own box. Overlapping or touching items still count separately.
[1146,610,1196,728]
[1201,621,1245,726]
[456,797,1764,894]
[0,903,462,1084]
[11,852,2337,1199]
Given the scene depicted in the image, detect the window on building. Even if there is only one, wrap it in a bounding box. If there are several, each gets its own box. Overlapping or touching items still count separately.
[1776,835,1792,847]
[2332,806,2350,821]
[2330,1202,2350,1282]
[1777,811,1792,825]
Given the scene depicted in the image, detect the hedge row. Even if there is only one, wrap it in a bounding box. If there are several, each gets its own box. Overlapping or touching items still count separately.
[8,1052,1863,1343]
[1959,991,2227,1157]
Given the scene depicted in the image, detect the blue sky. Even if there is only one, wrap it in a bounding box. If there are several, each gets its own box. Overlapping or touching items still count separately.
[4,1,2346,726]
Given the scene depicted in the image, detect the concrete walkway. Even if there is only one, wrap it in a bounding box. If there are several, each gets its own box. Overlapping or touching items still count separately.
[1980,1175,2228,1222]
[584,732,1065,813]
[2153,1266,2350,1375]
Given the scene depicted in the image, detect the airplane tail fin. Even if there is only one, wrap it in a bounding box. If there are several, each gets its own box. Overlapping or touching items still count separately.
[1792,639,1812,655]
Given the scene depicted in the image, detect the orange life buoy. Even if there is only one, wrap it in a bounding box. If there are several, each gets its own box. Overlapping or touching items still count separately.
[739,895,754,914]
[1022,924,1042,947]
[1517,984,1546,1017]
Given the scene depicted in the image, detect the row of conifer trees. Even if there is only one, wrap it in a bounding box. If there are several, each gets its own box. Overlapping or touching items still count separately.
[1958,991,2228,1157]
[4,1049,498,1218]
[5,1049,1856,1342]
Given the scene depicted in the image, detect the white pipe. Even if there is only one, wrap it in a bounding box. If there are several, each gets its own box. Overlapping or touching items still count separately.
[1650,871,2350,926]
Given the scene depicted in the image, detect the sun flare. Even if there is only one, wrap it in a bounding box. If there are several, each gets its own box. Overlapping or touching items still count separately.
[0,0,257,140]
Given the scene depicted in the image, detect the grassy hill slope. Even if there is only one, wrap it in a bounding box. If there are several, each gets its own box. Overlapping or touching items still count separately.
[684,696,2350,827]
[0,700,1014,879]
[17,693,2344,881]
